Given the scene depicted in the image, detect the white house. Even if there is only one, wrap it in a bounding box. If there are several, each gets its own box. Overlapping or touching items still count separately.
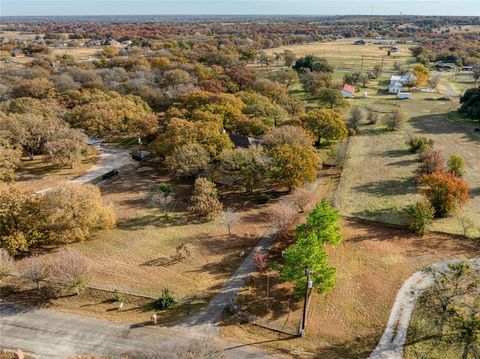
[388,72,417,94]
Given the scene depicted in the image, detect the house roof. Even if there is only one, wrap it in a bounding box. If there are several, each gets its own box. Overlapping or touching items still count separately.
[342,83,355,94]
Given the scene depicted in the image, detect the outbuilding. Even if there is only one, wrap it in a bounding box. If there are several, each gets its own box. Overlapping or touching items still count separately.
[341,83,355,98]
[397,92,412,99]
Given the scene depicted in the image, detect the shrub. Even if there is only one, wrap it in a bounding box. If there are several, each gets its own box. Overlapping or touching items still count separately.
[155,288,175,310]
[383,109,405,131]
[189,177,223,219]
[290,187,312,213]
[50,248,90,295]
[405,201,435,235]
[418,149,445,175]
[255,193,271,204]
[155,184,172,195]
[112,290,124,303]
[218,208,241,235]
[366,107,380,125]
[151,191,175,218]
[447,155,465,177]
[407,136,434,153]
[269,202,297,237]
[418,171,469,218]
[19,256,50,290]
[348,106,364,131]
[328,141,349,168]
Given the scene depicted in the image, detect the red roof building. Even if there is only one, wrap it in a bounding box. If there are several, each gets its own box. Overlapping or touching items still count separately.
[341,83,355,98]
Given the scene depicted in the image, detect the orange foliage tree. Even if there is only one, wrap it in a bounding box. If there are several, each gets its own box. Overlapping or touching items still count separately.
[418,171,469,218]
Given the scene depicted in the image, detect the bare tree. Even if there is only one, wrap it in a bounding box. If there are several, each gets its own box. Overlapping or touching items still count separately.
[329,141,350,168]
[0,249,14,282]
[290,188,311,213]
[269,202,297,237]
[151,192,175,218]
[218,208,241,235]
[383,109,405,131]
[348,106,364,131]
[19,256,50,291]
[50,248,90,295]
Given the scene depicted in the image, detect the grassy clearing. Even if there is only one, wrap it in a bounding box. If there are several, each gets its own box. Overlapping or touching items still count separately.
[13,153,99,192]
[263,38,415,72]
[337,89,480,235]
[221,218,480,358]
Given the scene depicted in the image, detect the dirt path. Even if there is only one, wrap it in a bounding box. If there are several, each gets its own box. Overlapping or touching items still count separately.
[0,301,270,358]
[177,226,278,333]
[368,258,480,359]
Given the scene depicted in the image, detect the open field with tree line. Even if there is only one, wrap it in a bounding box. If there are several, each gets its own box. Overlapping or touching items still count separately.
[0,14,479,359]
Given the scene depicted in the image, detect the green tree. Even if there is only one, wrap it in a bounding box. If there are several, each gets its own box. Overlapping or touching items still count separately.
[268,144,318,191]
[295,199,343,245]
[317,88,347,109]
[279,232,335,295]
[304,109,348,144]
[278,199,342,296]
[447,154,465,177]
[293,55,333,73]
[220,145,266,192]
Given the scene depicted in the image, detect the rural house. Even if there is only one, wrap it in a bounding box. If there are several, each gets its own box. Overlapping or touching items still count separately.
[11,49,25,57]
[388,72,417,94]
[341,83,355,98]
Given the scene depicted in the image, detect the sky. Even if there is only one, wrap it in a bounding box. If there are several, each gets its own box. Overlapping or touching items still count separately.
[1,0,479,17]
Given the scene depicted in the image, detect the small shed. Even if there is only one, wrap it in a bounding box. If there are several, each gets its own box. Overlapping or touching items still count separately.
[397,92,412,99]
[341,83,355,98]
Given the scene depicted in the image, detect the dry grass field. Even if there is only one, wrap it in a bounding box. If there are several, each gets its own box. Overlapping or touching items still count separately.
[264,38,415,72]
[222,219,480,358]
[16,160,277,322]
[49,47,102,62]
[337,90,480,235]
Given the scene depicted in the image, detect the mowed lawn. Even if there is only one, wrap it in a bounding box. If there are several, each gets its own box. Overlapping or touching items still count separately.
[263,38,414,72]
[338,91,480,235]
[222,219,480,358]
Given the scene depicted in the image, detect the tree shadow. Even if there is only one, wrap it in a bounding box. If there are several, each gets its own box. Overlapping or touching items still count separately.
[410,112,480,142]
[314,333,381,359]
[470,187,480,198]
[353,177,416,197]
[387,158,418,167]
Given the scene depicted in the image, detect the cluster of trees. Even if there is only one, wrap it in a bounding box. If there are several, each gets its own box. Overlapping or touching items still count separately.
[459,88,480,122]
[0,247,91,295]
[0,184,115,254]
[406,136,469,235]
[277,199,343,296]
[0,97,95,180]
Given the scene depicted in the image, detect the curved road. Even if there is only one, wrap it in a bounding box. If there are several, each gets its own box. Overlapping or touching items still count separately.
[369,258,480,359]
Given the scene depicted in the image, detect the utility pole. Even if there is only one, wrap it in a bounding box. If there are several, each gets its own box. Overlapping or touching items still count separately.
[361,55,364,71]
[299,268,313,337]
[380,56,385,73]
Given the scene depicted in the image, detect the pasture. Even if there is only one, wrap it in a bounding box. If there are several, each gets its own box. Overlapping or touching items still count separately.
[264,38,415,72]
[337,91,480,235]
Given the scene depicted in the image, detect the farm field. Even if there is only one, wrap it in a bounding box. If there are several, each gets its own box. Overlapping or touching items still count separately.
[264,38,415,72]
[221,218,480,358]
